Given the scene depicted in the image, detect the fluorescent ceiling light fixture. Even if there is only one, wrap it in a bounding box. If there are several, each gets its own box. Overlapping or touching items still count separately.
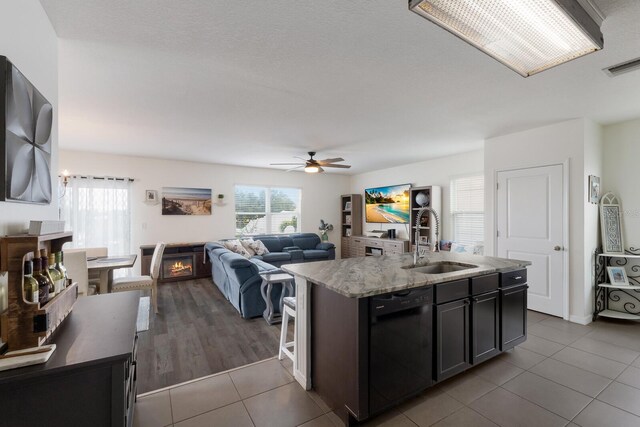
[409,0,604,77]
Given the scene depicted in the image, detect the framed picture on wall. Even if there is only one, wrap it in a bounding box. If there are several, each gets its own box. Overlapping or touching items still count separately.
[344,201,352,211]
[600,192,625,255]
[589,175,600,204]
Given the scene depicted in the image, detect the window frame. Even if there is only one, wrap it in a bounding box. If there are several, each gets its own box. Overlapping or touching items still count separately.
[234,184,302,236]
[450,173,485,246]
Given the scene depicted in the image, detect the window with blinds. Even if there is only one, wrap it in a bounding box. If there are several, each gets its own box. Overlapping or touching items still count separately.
[235,185,301,235]
[450,174,484,246]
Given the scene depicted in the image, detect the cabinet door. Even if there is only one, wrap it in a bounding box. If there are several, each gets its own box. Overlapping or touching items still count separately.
[471,291,500,365]
[435,299,470,381]
[500,284,528,351]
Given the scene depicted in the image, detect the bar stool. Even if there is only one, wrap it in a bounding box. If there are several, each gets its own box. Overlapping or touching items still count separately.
[278,296,296,367]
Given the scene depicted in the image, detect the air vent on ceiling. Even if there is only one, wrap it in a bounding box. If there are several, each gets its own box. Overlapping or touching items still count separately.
[603,58,640,77]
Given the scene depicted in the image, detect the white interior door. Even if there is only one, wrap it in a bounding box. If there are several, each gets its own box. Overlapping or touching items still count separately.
[497,165,565,317]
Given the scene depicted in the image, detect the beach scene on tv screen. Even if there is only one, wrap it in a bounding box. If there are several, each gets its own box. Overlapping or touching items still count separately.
[365,184,410,223]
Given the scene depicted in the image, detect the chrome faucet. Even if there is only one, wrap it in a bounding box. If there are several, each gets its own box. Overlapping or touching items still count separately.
[414,205,440,265]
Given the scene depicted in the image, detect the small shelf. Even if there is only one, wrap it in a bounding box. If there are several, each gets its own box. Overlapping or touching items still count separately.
[598,253,640,259]
[598,283,640,290]
[342,210,351,213]
[411,226,430,230]
[597,310,640,320]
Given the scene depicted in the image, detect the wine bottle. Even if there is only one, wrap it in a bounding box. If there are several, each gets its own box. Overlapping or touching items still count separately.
[33,257,50,303]
[48,253,64,294]
[55,252,68,289]
[23,260,39,304]
[40,249,56,298]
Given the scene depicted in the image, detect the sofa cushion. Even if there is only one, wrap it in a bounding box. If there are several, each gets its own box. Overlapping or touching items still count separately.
[315,242,335,251]
[303,249,331,260]
[223,239,252,258]
[247,239,270,255]
[291,234,321,250]
[239,238,256,256]
[262,252,292,264]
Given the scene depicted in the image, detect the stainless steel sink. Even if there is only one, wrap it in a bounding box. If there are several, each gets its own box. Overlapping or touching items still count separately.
[404,262,477,275]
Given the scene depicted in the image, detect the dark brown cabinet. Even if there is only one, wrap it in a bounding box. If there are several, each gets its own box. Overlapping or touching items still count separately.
[471,290,500,364]
[435,298,470,381]
[0,292,140,427]
[500,283,528,351]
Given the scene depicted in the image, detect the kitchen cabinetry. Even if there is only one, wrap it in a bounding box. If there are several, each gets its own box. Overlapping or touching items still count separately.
[500,269,528,350]
[307,267,528,425]
[433,274,500,381]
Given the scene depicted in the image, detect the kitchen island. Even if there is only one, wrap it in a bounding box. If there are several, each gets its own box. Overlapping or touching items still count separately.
[283,251,531,426]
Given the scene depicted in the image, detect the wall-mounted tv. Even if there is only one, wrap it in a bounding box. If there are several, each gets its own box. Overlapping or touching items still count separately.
[365,184,411,223]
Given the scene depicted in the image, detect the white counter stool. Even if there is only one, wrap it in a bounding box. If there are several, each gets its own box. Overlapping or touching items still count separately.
[278,296,296,367]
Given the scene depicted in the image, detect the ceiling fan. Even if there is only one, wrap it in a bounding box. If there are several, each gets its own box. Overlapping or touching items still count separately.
[270,152,351,173]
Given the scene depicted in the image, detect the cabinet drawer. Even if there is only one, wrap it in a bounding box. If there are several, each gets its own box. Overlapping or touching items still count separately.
[366,239,384,248]
[500,269,527,287]
[383,241,403,250]
[471,273,499,295]
[352,238,364,245]
[435,279,470,304]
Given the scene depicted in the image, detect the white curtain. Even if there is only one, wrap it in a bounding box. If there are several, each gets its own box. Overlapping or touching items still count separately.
[60,176,132,257]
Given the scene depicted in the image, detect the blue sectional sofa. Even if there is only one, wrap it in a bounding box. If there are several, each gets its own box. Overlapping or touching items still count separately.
[205,233,335,318]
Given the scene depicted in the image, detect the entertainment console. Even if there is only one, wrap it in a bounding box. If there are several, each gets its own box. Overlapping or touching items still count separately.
[343,236,410,258]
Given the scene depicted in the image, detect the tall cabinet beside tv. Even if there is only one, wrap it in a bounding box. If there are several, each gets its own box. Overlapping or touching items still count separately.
[341,194,362,259]
[410,186,442,250]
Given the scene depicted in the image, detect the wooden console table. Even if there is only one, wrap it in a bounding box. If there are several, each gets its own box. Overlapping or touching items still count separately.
[140,242,211,283]
[342,236,410,259]
[0,291,140,427]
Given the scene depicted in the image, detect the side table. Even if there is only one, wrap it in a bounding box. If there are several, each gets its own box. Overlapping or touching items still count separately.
[259,271,295,325]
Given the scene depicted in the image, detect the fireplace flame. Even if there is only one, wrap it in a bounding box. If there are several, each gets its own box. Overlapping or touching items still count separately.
[170,261,193,275]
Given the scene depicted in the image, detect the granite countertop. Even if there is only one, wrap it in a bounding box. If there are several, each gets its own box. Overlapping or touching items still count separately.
[282,252,531,298]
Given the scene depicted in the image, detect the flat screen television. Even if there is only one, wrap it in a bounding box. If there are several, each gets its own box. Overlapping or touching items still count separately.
[365,184,411,224]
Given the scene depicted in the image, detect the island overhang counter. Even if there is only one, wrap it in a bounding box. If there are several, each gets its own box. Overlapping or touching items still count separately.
[283,252,531,426]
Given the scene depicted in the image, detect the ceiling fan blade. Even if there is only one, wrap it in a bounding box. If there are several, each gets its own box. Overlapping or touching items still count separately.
[318,166,325,173]
[286,165,305,172]
[270,162,305,166]
[321,164,351,169]
[293,156,308,161]
[317,158,344,164]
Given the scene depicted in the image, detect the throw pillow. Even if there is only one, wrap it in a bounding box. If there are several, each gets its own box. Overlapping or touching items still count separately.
[247,239,270,256]
[223,239,252,259]
[240,239,256,257]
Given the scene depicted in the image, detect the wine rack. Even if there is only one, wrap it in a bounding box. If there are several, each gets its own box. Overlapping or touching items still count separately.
[0,232,78,351]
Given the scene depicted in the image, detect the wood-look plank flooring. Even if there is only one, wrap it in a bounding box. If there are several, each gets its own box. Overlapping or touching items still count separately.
[136,278,283,394]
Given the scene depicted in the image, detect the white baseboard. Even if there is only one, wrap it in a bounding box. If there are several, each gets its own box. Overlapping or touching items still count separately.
[569,314,593,325]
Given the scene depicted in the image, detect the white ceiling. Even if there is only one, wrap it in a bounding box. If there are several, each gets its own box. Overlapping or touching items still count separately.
[39,0,640,174]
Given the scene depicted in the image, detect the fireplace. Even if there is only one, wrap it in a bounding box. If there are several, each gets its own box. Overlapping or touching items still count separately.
[162,255,195,280]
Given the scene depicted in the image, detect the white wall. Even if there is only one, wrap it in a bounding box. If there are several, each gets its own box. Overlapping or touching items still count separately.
[0,0,59,236]
[603,118,640,246]
[349,150,484,240]
[59,150,351,273]
[485,119,602,324]
[0,0,58,316]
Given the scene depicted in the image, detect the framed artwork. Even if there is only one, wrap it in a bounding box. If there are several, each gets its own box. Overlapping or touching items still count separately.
[1,56,53,204]
[344,201,352,211]
[589,175,600,204]
[162,187,212,215]
[145,190,158,202]
[346,228,352,237]
[345,215,351,225]
[607,266,629,286]
[419,235,429,245]
[600,192,624,255]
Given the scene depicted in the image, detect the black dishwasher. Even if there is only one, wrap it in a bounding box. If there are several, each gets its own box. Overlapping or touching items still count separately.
[369,287,433,415]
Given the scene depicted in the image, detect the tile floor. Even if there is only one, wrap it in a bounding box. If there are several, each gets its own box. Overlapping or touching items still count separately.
[134,311,640,427]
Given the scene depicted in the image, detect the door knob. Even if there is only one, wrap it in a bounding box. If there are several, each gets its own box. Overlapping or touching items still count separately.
[554,246,563,251]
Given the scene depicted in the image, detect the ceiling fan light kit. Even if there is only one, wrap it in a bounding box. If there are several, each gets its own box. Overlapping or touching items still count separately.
[271,152,351,173]
[409,0,603,77]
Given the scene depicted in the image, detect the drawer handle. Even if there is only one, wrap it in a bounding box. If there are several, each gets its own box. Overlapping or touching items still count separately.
[514,276,522,280]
